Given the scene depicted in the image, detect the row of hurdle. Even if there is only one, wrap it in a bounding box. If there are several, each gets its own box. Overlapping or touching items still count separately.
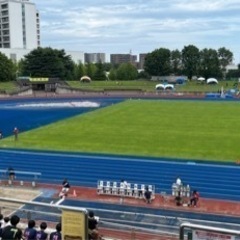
[97,180,156,199]
[172,183,191,197]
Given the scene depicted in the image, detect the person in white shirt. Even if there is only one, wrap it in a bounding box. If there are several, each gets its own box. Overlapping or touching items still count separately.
[1,217,11,228]
[176,177,182,186]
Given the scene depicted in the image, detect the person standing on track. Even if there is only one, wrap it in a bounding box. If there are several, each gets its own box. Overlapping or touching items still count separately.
[13,127,19,141]
[59,178,70,198]
[8,166,15,182]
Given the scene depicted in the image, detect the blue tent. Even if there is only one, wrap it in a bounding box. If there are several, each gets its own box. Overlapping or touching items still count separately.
[176,78,185,84]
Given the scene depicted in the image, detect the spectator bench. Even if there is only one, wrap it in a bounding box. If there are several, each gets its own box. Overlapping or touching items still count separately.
[97,180,155,200]
[0,169,41,187]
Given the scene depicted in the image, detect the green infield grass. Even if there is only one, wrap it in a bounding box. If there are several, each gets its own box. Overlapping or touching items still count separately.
[0,100,240,162]
[0,81,19,93]
[67,80,238,92]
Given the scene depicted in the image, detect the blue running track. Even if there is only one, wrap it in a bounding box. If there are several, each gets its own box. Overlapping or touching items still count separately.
[0,149,240,201]
[1,97,240,234]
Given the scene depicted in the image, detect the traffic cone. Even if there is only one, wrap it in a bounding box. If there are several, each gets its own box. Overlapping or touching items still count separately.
[73,189,77,197]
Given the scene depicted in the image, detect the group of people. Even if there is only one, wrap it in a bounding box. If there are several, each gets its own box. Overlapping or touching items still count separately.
[175,176,200,207]
[0,214,61,240]
[0,210,100,240]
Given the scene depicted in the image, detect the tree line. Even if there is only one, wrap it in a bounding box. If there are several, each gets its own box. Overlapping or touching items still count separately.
[144,45,234,80]
[0,45,239,82]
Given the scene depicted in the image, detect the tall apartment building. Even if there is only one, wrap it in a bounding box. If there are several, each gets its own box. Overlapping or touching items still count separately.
[110,54,137,65]
[0,0,40,49]
[139,53,148,69]
[84,53,106,63]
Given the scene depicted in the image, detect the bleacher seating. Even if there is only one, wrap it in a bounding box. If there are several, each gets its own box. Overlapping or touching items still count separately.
[97,180,155,200]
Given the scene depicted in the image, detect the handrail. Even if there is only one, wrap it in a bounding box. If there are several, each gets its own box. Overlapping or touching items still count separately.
[0,169,41,176]
[179,222,240,240]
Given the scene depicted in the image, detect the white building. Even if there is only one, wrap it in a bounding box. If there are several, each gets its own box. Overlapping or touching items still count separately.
[0,0,85,64]
[0,47,31,63]
[0,0,40,49]
[67,50,84,64]
[0,48,85,64]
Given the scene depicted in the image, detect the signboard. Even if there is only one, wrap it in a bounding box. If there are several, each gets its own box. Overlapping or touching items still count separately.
[29,77,49,82]
[192,230,239,240]
[62,210,87,240]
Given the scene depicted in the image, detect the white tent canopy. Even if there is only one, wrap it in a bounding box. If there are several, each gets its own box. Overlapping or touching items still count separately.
[155,84,174,90]
[197,77,205,81]
[80,76,91,82]
[207,78,218,84]
[164,84,174,90]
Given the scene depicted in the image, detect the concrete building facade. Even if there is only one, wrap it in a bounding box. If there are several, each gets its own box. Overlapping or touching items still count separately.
[0,0,40,49]
[110,54,137,65]
[139,53,147,70]
[84,53,106,63]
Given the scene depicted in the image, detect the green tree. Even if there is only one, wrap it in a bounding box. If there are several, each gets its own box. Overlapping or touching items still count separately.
[0,52,15,81]
[102,63,113,72]
[108,68,117,80]
[85,63,97,79]
[182,45,200,80]
[137,70,151,80]
[116,63,138,80]
[93,62,107,80]
[171,49,182,75]
[199,48,221,79]
[75,62,86,80]
[21,47,75,80]
[144,48,171,76]
[218,47,233,79]
[17,59,25,77]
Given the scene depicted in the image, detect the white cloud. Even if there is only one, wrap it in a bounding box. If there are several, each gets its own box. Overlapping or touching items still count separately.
[34,0,240,63]
[173,0,240,11]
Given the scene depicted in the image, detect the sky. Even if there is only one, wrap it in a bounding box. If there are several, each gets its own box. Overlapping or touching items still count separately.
[35,0,240,63]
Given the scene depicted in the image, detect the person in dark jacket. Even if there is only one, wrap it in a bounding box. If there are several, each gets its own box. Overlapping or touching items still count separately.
[23,219,37,240]
[0,215,22,240]
[50,223,61,240]
[36,222,48,240]
[144,186,152,204]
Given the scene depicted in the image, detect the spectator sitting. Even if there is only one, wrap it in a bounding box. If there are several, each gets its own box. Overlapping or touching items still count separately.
[144,186,152,204]
[50,223,61,240]
[0,215,22,240]
[189,190,200,207]
[88,211,100,240]
[36,222,48,240]
[24,219,37,240]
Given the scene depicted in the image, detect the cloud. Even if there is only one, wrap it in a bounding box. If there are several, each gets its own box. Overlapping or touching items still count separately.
[35,0,240,63]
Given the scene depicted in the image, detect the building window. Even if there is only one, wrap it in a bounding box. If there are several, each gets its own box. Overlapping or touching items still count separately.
[1,4,8,9]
